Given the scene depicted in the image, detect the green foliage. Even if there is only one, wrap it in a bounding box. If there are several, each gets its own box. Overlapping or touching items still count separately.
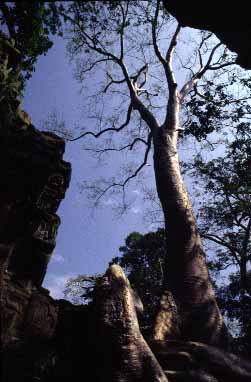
[186,127,251,268]
[177,46,251,346]
[185,69,251,140]
[217,273,251,353]
[0,2,63,84]
[0,35,22,104]
[183,115,251,350]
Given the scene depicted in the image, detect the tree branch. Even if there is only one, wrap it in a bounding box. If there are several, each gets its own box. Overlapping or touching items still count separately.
[133,95,159,131]
[151,0,166,68]
[118,2,129,60]
[224,191,247,230]
[68,102,133,141]
[241,217,251,259]
[208,61,236,70]
[165,24,181,90]
[202,233,241,265]
[84,137,149,154]
[179,42,224,101]
[151,1,181,92]
[94,133,152,203]
[103,73,127,93]
[80,58,112,76]
[64,6,159,134]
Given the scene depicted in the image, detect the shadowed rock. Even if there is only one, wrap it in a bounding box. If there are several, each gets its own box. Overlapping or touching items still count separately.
[162,1,251,69]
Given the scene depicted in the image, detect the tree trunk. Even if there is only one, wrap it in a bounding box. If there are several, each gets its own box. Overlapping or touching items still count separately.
[152,113,229,348]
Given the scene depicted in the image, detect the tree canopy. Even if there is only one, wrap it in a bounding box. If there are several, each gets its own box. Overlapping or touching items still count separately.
[0,2,63,86]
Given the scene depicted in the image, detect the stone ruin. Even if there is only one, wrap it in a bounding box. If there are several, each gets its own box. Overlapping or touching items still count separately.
[1,33,251,382]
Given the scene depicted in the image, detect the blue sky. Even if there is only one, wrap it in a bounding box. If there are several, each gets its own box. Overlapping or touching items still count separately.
[23,37,155,299]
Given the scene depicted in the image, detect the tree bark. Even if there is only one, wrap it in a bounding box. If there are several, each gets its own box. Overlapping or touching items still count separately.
[152,98,230,348]
[149,340,251,382]
[92,264,168,382]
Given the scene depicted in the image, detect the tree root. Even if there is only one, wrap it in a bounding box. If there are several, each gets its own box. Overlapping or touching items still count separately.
[92,264,168,382]
[92,265,251,382]
[149,340,251,382]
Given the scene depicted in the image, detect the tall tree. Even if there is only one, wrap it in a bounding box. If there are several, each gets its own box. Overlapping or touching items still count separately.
[62,0,237,347]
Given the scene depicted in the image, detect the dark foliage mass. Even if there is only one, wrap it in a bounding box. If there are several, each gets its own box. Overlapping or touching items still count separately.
[111,229,166,331]
[0,2,62,86]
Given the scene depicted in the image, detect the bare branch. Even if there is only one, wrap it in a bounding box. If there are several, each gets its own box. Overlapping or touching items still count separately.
[179,42,228,101]
[68,102,133,142]
[104,63,149,94]
[122,132,152,186]
[133,95,159,131]
[165,24,181,89]
[132,64,149,89]
[208,62,236,70]
[197,32,213,69]
[93,133,152,204]
[80,58,112,76]
[202,233,241,264]
[103,73,127,93]
[200,42,222,73]
[224,191,247,230]
[151,0,166,67]
[118,2,129,60]
[151,0,181,91]
[84,137,149,154]
[198,46,203,69]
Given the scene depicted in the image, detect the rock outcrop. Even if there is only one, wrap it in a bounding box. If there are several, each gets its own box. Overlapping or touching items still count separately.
[163,0,251,69]
[0,32,71,346]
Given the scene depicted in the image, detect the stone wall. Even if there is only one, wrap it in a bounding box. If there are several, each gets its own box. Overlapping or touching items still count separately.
[0,32,71,347]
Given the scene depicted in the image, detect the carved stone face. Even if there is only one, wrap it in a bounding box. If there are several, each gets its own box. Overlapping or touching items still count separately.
[32,215,60,243]
[33,221,50,241]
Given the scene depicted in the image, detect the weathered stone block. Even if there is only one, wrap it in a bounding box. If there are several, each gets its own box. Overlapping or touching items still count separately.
[24,293,59,339]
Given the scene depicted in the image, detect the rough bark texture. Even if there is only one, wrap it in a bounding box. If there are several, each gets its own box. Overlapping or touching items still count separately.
[152,127,229,348]
[91,265,168,382]
[162,0,251,69]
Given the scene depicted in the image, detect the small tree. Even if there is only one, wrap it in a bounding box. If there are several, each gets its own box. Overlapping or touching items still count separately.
[64,273,102,305]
